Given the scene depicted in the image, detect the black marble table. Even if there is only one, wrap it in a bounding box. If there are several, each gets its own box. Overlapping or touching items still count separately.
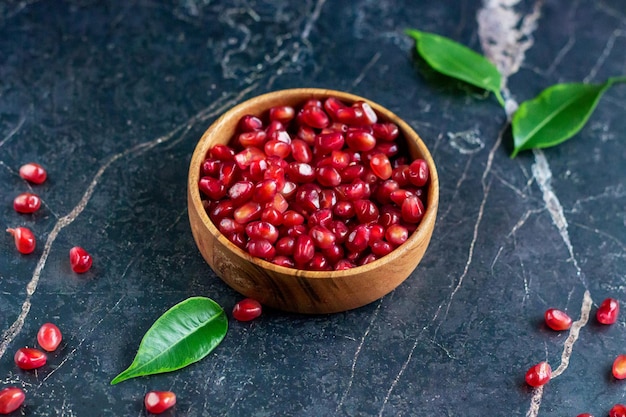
[1,1,625,416]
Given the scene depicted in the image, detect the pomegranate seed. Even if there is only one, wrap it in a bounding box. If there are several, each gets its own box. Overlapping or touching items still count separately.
[144,391,176,414]
[201,158,221,176]
[345,130,376,152]
[354,101,378,124]
[13,192,41,214]
[228,181,254,206]
[385,224,409,246]
[218,217,245,234]
[238,130,267,148]
[525,361,551,387]
[14,347,46,370]
[233,298,262,322]
[544,308,572,331]
[370,153,392,180]
[323,96,347,118]
[209,144,236,161]
[389,189,414,206]
[265,139,291,159]
[597,298,619,324]
[227,232,246,250]
[316,166,342,187]
[69,246,93,273]
[308,208,333,229]
[330,220,349,244]
[391,165,411,186]
[576,414,593,417]
[287,162,316,183]
[613,355,626,379]
[210,200,236,221]
[335,259,356,270]
[298,106,329,129]
[322,244,344,265]
[234,202,262,224]
[0,387,25,415]
[294,235,315,264]
[297,125,316,145]
[371,240,394,257]
[37,323,62,352]
[401,196,425,224]
[368,224,385,243]
[315,132,345,154]
[374,142,399,157]
[372,122,399,141]
[360,253,378,265]
[610,405,626,417]
[269,105,295,124]
[375,180,400,204]
[272,256,295,268]
[330,150,351,170]
[319,189,337,209]
[294,184,321,214]
[218,162,239,187]
[265,120,285,137]
[246,221,279,243]
[282,210,305,227]
[280,181,297,199]
[247,238,276,259]
[239,115,264,132]
[19,162,47,184]
[354,199,379,224]
[199,177,227,200]
[291,139,313,163]
[284,223,307,238]
[276,236,296,256]
[261,207,283,226]
[253,179,278,203]
[307,253,330,271]
[335,106,364,125]
[234,147,265,169]
[340,164,366,183]
[7,227,36,254]
[309,226,336,249]
[345,224,370,253]
[334,201,355,219]
[408,159,430,187]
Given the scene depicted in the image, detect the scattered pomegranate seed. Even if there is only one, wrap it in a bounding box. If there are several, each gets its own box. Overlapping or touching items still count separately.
[597,298,619,324]
[525,361,551,387]
[575,414,593,417]
[610,405,626,417]
[232,298,262,321]
[0,387,25,415]
[69,246,93,273]
[544,308,572,331]
[14,347,47,370]
[6,227,36,254]
[199,96,430,271]
[144,391,176,414]
[37,323,62,352]
[613,355,626,379]
[13,192,41,214]
[19,162,47,184]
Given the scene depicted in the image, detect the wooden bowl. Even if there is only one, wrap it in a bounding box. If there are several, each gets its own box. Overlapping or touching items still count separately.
[188,88,439,314]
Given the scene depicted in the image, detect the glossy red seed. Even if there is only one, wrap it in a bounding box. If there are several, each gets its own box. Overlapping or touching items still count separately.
[272,256,295,268]
[298,106,329,129]
[360,253,378,265]
[209,144,236,161]
[218,162,239,187]
[323,96,347,118]
[144,391,177,414]
[6,227,36,254]
[210,200,236,221]
[233,298,263,322]
[345,130,376,152]
[340,164,365,183]
[276,236,296,256]
[379,205,402,228]
[369,153,392,180]
[307,253,330,271]
[282,211,305,227]
[291,139,312,163]
[227,232,246,250]
[613,355,626,379]
[309,226,336,249]
[234,147,264,169]
[345,224,370,253]
[37,323,62,352]
[401,196,424,224]
[13,192,41,214]
[316,166,342,187]
[238,130,267,148]
[246,221,279,243]
[0,387,25,415]
[544,308,572,331]
[408,159,430,187]
[294,235,315,264]
[308,209,333,229]
[239,115,264,132]
[322,244,344,265]
[19,162,47,184]
[385,224,409,246]
[234,202,262,224]
[261,207,283,226]
[371,240,394,257]
[228,181,254,205]
[372,122,399,141]
[354,199,379,224]
[253,179,278,203]
[269,105,295,124]
[335,259,356,270]
[597,298,619,324]
[525,361,551,387]
[218,218,245,234]
[319,189,337,210]
[14,347,47,370]
[247,238,276,259]
[610,405,626,417]
[335,106,364,125]
[70,246,93,273]
[315,131,345,154]
[333,201,355,219]
[575,414,593,417]
[199,177,227,200]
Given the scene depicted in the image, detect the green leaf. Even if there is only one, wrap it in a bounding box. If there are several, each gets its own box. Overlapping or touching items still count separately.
[510,77,626,157]
[405,28,504,106]
[111,297,228,385]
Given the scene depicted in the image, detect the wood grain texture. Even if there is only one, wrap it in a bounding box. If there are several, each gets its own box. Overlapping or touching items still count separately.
[187,88,439,313]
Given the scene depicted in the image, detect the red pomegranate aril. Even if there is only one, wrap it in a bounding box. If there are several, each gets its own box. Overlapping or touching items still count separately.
[322,244,344,265]
[247,238,276,259]
[544,308,572,331]
[261,207,283,226]
[234,202,262,224]
[276,236,296,256]
[374,142,399,158]
[389,189,413,206]
[287,162,316,183]
[13,192,41,214]
[360,253,378,265]
[144,391,176,414]
[379,206,402,228]
[199,177,227,200]
[298,106,329,129]
[340,164,366,183]
[408,159,430,187]
[233,298,262,322]
[269,105,295,124]
[308,208,333,229]
[209,144,236,161]
[285,224,307,238]
[346,130,376,152]
[369,153,392,180]
[368,224,385,243]
[239,115,264,132]
[218,161,239,187]
[610,405,626,417]
[291,139,313,163]
[323,96,348,118]
[282,210,305,227]
[401,196,424,224]
[613,355,626,379]
[319,189,337,210]
[330,150,351,170]
[248,159,269,181]
[307,253,330,271]
[334,201,355,219]
[19,162,47,184]
[201,158,221,176]
[227,232,246,250]
[219,217,245,234]
[238,130,267,148]
[265,120,285,136]
[316,166,342,187]
[228,181,255,205]
[253,179,278,203]
[335,259,356,270]
[234,147,265,169]
[386,224,409,246]
[0,387,25,415]
[14,347,46,370]
[375,180,400,204]
[37,323,62,352]
[309,226,336,249]
[371,240,394,257]
[354,199,379,224]
[525,361,551,387]
[335,106,364,125]
[597,298,619,324]
[391,165,411,187]
[360,167,379,185]
[315,131,345,154]
[210,200,235,221]
[372,122,399,141]
[295,184,321,213]
[6,227,36,254]
[345,224,370,253]
[294,235,315,264]
[297,125,316,145]
[576,414,593,417]
[264,140,291,159]
[246,221,279,243]
[69,246,92,273]
[280,181,297,199]
[272,256,295,268]
[355,101,378,125]
[341,179,370,201]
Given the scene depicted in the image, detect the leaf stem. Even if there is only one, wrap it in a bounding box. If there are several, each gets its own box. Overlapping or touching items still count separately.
[494,90,505,108]
[608,75,626,85]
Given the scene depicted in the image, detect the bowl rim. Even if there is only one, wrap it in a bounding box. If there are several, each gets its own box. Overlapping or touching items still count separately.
[188,88,439,279]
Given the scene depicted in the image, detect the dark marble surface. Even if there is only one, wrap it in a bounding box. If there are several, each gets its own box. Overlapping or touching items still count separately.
[1,0,625,415]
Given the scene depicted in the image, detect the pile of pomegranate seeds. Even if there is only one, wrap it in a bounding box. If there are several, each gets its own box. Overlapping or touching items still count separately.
[199,96,429,271]
[144,391,176,414]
